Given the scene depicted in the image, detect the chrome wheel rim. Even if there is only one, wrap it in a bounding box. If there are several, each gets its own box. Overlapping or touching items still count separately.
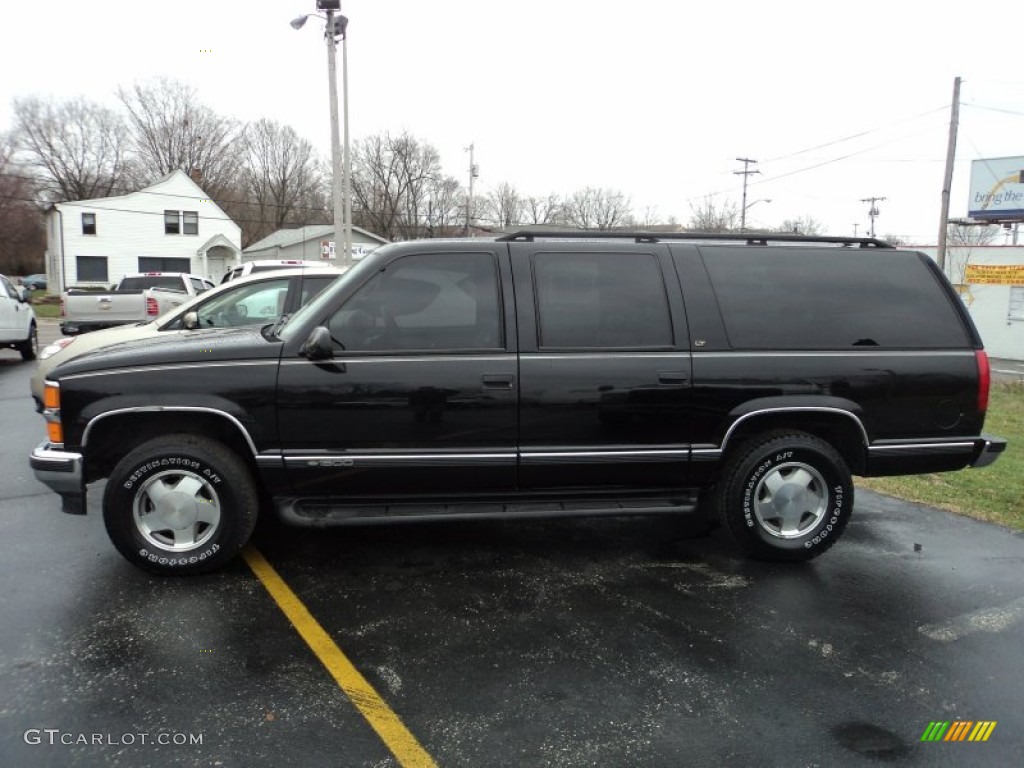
[753,461,828,539]
[132,469,221,551]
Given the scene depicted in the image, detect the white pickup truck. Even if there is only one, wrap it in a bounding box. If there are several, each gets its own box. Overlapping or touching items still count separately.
[60,273,215,336]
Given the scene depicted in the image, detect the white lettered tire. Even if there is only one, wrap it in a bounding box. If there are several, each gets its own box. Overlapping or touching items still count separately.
[103,435,258,575]
[717,431,853,561]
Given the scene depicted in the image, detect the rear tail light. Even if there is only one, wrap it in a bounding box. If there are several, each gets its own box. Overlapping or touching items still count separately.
[976,350,990,413]
[59,297,65,317]
[146,296,159,316]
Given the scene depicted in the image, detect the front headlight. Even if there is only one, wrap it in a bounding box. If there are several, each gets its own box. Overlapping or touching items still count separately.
[39,337,75,360]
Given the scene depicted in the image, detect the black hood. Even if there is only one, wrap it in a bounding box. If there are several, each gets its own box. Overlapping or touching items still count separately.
[50,326,283,381]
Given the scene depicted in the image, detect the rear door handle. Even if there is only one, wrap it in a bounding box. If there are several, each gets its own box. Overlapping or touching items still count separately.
[482,374,514,389]
[658,370,689,385]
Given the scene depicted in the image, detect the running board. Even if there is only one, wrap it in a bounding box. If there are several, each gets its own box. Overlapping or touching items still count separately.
[276,492,700,528]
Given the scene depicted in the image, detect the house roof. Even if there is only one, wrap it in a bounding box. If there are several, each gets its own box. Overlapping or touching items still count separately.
[244,224,389,253]
[49,169,238,230]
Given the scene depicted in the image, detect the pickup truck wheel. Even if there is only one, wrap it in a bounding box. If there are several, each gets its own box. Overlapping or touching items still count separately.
[103,435,258,575]
[718,431,853,562]
[18,323,38,361]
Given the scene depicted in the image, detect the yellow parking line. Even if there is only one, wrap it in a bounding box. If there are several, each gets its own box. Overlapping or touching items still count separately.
[242,545,437,768]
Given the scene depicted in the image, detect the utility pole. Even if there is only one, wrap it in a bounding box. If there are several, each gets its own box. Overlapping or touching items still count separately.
[861,196,886,238]
[465,143,478,236]
[734,157,759,232]
[936,76,962,273]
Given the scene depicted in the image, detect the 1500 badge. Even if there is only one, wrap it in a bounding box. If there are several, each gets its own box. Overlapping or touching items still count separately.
[306,459,355,468]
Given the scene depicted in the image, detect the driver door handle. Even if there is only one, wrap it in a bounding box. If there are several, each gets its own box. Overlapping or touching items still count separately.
[482,374,514,389]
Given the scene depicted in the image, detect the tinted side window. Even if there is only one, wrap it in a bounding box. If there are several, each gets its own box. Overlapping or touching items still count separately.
[701,247,970,349]
[533,252,673,349]
[328,253,501,352]
[299,276,336,306]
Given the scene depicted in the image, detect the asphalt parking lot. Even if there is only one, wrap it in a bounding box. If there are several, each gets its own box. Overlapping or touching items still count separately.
[1,323,1022,767]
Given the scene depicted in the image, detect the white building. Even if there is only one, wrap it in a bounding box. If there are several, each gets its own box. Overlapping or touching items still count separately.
[243,224,388,263]
[917,244,1024,361]
[45,170,243,292]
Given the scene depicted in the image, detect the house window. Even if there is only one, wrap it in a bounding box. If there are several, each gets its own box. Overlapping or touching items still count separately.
[76,256,108,283]
[138,257,192,273]
[183,211,198,235]
[1010,286,1024,321]
[82,213,96,235]
[165,210,180,235]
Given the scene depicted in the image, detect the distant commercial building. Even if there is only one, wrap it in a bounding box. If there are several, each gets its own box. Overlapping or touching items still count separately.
[243,224,388,263]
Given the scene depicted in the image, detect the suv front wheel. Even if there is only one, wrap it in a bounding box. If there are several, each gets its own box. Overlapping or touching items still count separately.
[718,431,853,561]
[103,435,258,575]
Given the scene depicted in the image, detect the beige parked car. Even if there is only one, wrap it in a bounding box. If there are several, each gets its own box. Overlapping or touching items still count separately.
[32,267,343,409]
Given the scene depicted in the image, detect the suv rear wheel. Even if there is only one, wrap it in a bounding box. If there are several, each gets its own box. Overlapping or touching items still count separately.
[103,435,258,575]
[718,431,853,561]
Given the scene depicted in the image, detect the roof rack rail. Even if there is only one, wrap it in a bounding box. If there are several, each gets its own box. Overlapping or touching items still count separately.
[495,229,894,248]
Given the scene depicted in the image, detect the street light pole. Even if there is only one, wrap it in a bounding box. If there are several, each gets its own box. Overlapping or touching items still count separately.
[324,9,346,266]
[340,20,352,264]
[293,2,352,267]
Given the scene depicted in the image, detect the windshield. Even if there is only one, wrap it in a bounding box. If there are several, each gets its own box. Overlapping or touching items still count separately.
[276,248,391,341]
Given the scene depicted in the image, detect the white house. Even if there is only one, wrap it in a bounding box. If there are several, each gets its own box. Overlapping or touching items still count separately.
[243,224,388,263]
[45,170,243,292]
[916,244,1024,361]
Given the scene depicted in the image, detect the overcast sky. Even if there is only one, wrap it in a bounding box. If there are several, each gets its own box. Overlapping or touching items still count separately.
[2,0,1023,244]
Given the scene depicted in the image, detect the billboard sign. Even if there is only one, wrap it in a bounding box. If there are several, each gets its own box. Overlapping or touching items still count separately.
[968,156,1024,220]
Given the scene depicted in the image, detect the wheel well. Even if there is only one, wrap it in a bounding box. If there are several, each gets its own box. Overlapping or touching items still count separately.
[722,411,867,474]
[84,412,259,483]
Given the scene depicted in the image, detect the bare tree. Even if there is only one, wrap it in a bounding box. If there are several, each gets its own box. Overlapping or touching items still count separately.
[563,187,633,229]
[945,222,1000,285]
[0,133,45,274]
[778,216,824,235]
[881,233,911,246]
[117,77,245,197]
[351,131,444,240]
[482,182,524,228]
[687,196,739,232]
[522,194,565,226]
[421,176,464,237]
[12,96,133,202]
[241,119,328,244]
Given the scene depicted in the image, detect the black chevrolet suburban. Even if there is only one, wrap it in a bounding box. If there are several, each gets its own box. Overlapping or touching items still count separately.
[30,231,1006,575]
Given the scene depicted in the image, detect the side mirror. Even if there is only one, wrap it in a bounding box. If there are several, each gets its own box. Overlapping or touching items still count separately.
[300,326,334,361]
[183,311,199,330]
[18,287,31,303]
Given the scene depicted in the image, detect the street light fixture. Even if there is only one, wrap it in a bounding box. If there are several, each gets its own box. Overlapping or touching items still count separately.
[743,198,771,229]
[290,2,353,267]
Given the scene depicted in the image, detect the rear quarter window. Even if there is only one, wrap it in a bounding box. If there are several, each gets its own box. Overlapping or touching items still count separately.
[700,247,970,349]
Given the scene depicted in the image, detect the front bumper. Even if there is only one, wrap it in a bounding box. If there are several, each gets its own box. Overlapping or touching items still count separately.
[29,442,86,515]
